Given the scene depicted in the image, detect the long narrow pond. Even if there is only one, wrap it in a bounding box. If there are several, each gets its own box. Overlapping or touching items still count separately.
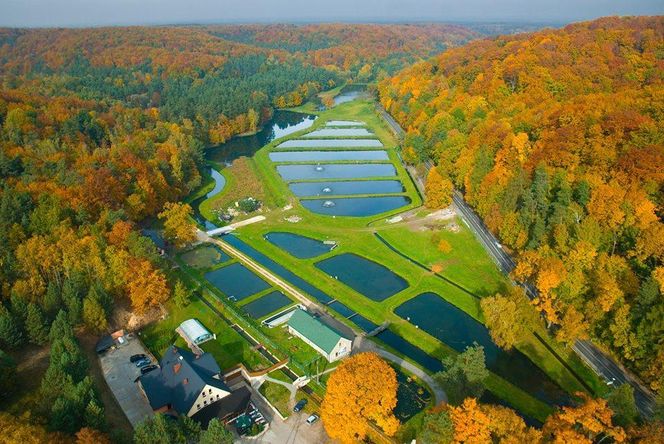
[395,293,570,406]
[289,180,404,197]
[301,196,410,217]
[277,164,396,180]
[277,139,383,149]
[269,150,389,162]
[304,128,374,138]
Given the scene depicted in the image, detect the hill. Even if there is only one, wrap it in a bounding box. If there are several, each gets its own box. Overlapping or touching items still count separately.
[380,16,664,389]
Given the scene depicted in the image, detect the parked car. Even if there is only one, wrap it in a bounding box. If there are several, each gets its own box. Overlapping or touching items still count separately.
[130,354,147,363]
[140,364,158,374]
[293,399,307,412]
[135,358,151,368]
[306,414,319,424]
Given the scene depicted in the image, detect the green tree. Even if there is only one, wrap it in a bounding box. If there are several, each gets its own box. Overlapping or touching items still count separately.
[480,287,538,350]
[134,414,200,444]
[0,306,24,349]
[84,399,106,430]
[82,294,108,334]
[606,384,638,427]
[25,303,49,345]
[50,310,74,342]
[199,418,233,444]
[173,281,191,308]
[435,344,488,405]
[419,407,453,444]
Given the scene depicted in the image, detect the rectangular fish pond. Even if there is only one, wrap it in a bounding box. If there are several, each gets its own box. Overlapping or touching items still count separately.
[276,139,383,149]
[394,366,432,422]
[241,290,293,319]
[304,128,374,138]
[395,292,571,406]
[325,120,365,126]
[264,232,335,259]
[269,150,389,162]
[300,196,411,217]
[289,180,404,197]
[315,253,408,301]
[220,235,334,304]
[204,262,271,302]
[180,244,230,269]
[277,163,396,180]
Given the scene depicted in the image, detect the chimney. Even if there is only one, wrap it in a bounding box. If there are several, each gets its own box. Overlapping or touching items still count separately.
[173,363,182,374]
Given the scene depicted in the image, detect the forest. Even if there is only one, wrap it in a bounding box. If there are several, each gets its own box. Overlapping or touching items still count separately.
[379,16,664,392]
[0,23,475,441]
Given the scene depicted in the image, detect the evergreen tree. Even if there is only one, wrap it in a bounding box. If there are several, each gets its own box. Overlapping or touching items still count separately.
[84,400,106,431]
[0,306,24,349]
[606,384,639,427]
[0,349,16,397]
[25,303,49,345]
[43,282,62,320]
[173,281,191,308]
[435,344,488,405]
[82,294,108,334]
[199,418,233,444]
[50,310,74,342]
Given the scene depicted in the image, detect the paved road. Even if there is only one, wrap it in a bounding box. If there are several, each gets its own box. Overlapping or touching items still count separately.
[378,107,657,419]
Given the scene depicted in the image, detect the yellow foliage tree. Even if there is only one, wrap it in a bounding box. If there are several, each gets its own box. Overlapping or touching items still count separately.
[321,353,399,443]
[125,259,170,314]
[158,202,197,248]
[425,167,453,209]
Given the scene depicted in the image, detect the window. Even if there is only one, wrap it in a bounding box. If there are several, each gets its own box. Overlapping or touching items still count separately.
[197,404,200,409]
[208,389,212,394]
[216,394,220,399]
[202,392,206,397]
[203,400,207,406]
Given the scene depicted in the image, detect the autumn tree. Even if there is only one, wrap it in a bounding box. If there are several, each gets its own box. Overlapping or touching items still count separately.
[158,202,197,248]
[321,352,400,443]
[481,287,539,350]
[542,393,626,443]
[76,427,111,444]
[125,259,170,314]
[425,167,453,209]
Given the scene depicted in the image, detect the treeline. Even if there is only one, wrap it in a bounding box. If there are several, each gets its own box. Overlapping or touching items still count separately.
[379,16,664,391]
[204,24,478,80]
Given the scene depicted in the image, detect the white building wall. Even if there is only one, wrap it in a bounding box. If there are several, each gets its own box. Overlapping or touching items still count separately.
[186,384,231,417]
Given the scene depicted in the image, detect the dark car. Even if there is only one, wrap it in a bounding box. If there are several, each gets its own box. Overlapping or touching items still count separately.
[130,354,147,363]
[135,358,151,368]
[140,364,158,374]
[293,399,307,412]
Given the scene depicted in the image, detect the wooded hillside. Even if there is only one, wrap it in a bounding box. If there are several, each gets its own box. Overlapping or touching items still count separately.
[379,16,664,389]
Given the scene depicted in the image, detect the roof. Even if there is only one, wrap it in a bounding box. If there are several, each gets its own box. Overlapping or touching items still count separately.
[190,386,251,428]
[287,309,347,354]
[180,319,212,343]
[140,346,230,414]
[95,335,114,353]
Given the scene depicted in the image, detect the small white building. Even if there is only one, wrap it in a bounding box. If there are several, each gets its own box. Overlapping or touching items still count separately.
[287,309,352,362]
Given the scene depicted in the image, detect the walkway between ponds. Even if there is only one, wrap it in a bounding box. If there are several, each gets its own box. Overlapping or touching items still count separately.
[353,335,447,405]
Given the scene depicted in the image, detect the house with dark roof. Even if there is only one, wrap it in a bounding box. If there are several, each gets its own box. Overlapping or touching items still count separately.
[287,309,352,362]
[138,346,245,419]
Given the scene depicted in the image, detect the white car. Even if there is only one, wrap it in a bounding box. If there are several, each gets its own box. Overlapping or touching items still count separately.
[306,414,319,424]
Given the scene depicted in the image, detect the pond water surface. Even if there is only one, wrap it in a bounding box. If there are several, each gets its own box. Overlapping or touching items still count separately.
[265,232,334,259]
[241,290,293,319]
[289,180,403,197]
[277,139,383,149]
[325,120,365,126]
[206,110,316,163]
[394,367,432,422]
[204,262,270,302]
[277,164,396,181]
[304,128,373,138]
[333,84,369,105]
[269,150,389,162]
[315,253,408,301]
[301,196,410,217]
[395,292,570,406]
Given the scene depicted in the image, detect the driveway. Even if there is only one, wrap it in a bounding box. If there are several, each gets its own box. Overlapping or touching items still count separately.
[98,334,155,427]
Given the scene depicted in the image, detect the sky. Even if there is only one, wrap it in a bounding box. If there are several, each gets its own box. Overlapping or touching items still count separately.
[0,0,662,28]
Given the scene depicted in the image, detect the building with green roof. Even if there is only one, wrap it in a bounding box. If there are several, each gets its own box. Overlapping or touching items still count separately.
[287,309,352,362]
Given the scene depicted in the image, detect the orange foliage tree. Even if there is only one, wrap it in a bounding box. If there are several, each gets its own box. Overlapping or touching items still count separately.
[321,352,399,443]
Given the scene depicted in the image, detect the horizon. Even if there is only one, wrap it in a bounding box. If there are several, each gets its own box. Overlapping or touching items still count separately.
[1,0,663,28]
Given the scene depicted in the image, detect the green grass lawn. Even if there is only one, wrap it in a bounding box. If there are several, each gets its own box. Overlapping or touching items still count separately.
[180,97,602,424]
[140,297,270,371]
[259,380,292,418]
